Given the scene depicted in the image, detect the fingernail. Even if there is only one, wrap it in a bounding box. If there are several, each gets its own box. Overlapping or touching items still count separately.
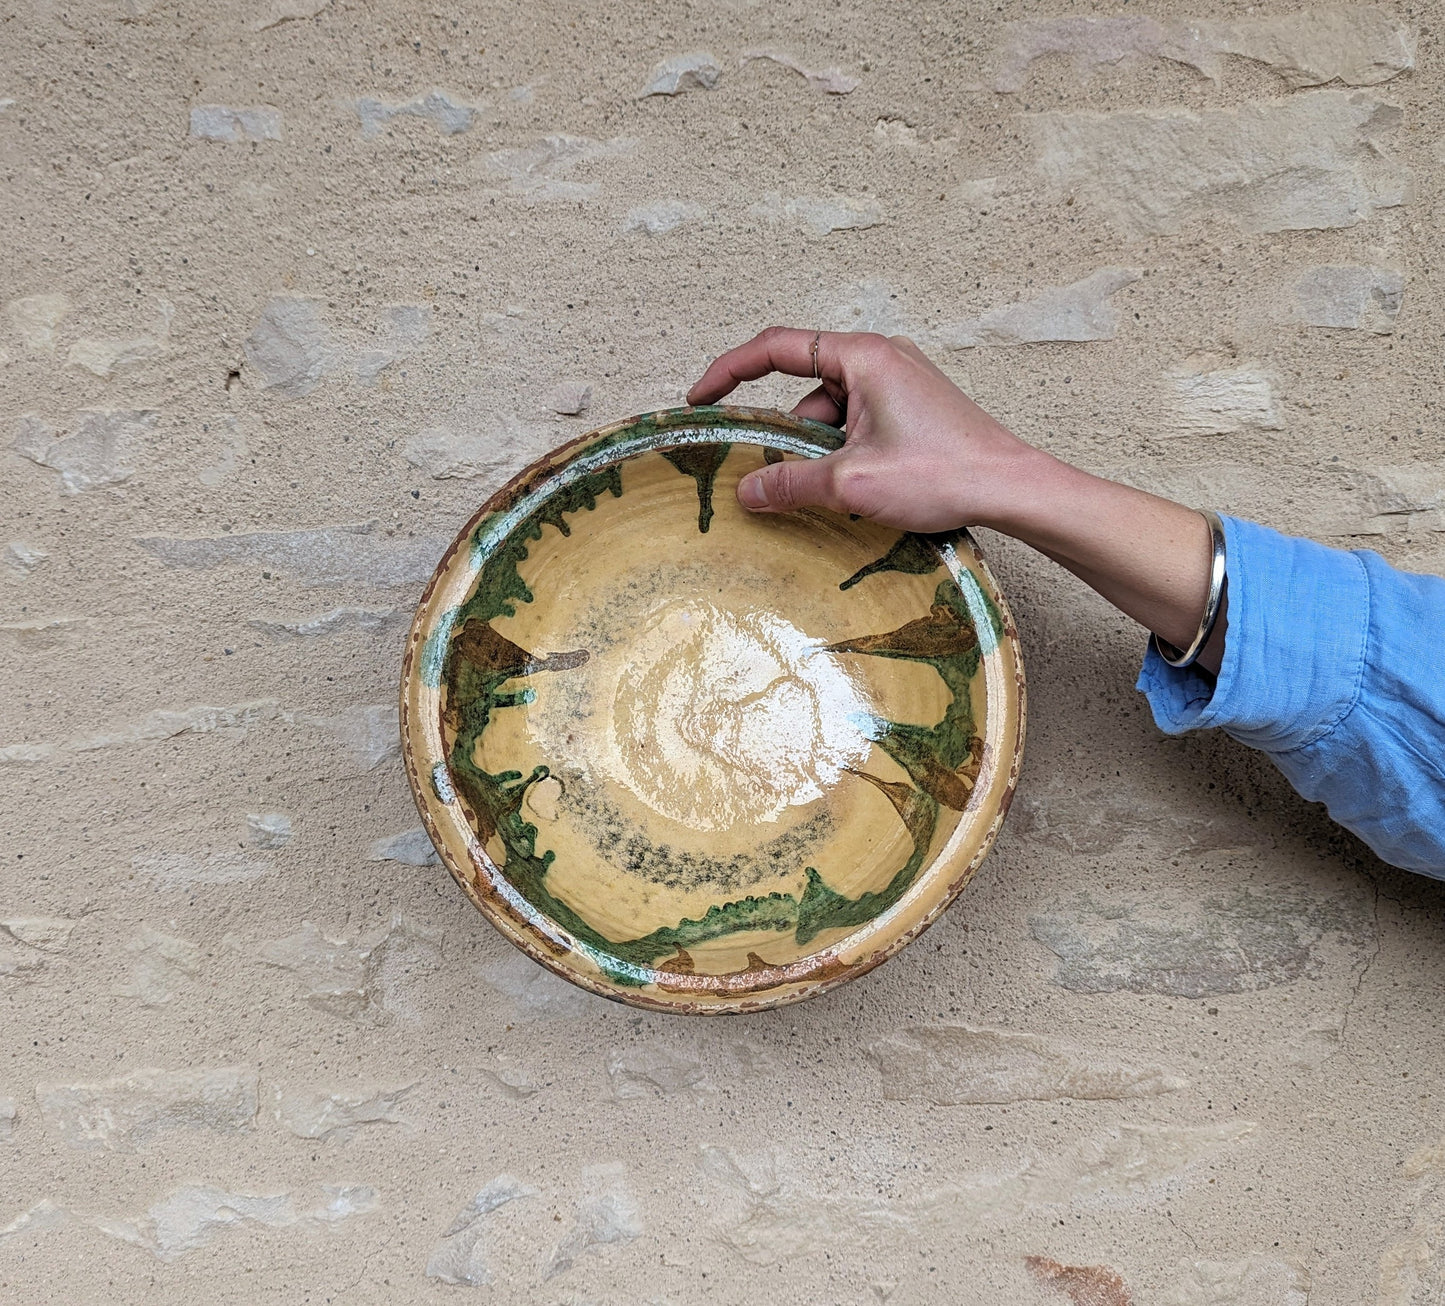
[738,474,768,508]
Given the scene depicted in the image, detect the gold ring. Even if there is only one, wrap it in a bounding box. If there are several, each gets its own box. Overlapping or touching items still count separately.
[811,331,821,380]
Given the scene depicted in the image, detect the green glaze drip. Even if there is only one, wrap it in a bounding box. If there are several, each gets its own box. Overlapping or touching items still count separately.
[609,892,799,967]
[794,768,941,945]
[456,465,624,630]
[839,532,947,591]
[660,443,732,533]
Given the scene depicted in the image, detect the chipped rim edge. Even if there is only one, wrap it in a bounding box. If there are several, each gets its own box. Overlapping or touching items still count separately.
[399,404,1027,1015]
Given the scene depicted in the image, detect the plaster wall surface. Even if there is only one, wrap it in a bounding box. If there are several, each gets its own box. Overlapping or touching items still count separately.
[2,1,1443,1302]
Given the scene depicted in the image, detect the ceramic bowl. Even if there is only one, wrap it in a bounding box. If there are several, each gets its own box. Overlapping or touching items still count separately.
[400,405,1025,1013]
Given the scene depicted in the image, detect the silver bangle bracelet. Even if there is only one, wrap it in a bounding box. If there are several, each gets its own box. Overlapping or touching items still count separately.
[1152,509,1227,670]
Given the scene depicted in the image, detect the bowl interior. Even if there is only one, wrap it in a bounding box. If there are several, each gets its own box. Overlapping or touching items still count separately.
[403,408,1023,1012]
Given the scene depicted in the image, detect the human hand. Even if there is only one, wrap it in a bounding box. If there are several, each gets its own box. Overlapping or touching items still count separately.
[688,326,1223,667]
[686,327,1048,534]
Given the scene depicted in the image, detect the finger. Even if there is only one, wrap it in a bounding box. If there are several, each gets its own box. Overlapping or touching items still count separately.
[790,384,844,426]
[737,452,845,515]
[687,326,846,404]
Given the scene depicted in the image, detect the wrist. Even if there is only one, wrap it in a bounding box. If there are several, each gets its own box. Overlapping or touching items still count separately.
[969,442,1082,541]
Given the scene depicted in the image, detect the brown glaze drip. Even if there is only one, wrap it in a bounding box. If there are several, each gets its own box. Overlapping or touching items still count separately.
[825,600,979,662]
[452,618,588,678]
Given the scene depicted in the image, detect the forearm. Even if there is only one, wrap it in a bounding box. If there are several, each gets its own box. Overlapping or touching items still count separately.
[980,447,1226,673]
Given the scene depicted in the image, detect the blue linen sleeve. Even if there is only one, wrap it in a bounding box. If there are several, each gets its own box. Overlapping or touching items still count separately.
[1136,515,1445,876]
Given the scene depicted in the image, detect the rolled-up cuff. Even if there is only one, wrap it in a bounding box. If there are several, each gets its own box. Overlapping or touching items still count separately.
[1136,515,1371,754]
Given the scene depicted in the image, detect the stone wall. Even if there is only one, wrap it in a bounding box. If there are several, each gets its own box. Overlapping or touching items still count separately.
[2,1,1442,1301]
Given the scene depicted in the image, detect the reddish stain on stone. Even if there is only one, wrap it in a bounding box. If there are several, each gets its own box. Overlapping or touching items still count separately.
[1025,1255,1132,1306]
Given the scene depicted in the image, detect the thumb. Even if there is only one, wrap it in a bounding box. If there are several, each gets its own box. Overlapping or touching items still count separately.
[737,454,844,514]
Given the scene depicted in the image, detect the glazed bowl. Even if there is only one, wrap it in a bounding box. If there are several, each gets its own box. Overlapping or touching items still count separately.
[400,406,1025,1013]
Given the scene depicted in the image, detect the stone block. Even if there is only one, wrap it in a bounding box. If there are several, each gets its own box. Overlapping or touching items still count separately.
[65,699,281,753]
[939,268,1141,348]
[355,89,478,137]
[14,410,154,492]
[868,1023,1185,1105]
[353,305,429,383]
[136,521,447,587]
[478,951,606,1019]
[828,279,913,336]
[131,850,274,887]
[606,1044,711,1099]
[0,1200,67,1244]
[700,1123,1251,1264]
[547,380,592,414]
[640,51,723,97]
[1034,92,1410,237]
[197,415,247,487]
[999,1121,1257,1209]
[749,192,882,236]
[622,199,705,235]
[0,617,88,652]
[484,1056,542,1099]
[242,298,428,397]
[544,1164,641,1279]
[1,917,73,952]
[1030,890,1371,997]
[242,298,337,397]
[298,703,399,771]
[1162,1257,1311,1305]
[1162,356,1283,435]
[828,271,1138,349]
[0,937,47,979]
[997,9,1414,92]
[1334,464,1445,534]
[251,0,329,29]
[115,926,202,1006]
[5,541,48,572]
[6,293,70,352]
[189,105,283,142]
[245,812,293,848]
[244,916,443,1023]
[738,49,858,94]
[405,415,553,480]
[485,134,635,202]
[699,1145,893,1265]
[95,1183,376,1260]
[36,1065,259,1150]
[368,828,440,866]
[427,1176,535,1286]
[249,606,404,637]
[66,299,173,377]
[273,1080,417,1140]
[1295,263,1404,330]
[1012,779,1256,856]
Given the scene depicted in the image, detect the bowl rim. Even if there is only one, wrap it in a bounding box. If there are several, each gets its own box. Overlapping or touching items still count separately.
[399,404,1027,1015]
